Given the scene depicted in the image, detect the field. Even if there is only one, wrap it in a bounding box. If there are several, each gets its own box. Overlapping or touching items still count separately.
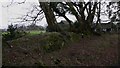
[2,30,46,36]
[2,32,119,66]
[26,30,46,36]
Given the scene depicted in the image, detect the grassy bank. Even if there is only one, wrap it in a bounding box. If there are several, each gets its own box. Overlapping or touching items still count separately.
[2,33,119,66]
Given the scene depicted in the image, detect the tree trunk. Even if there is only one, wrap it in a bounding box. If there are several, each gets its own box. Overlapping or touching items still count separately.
[39,2,61,32]
[95,2,101,32]
[66,2,84,33]
[49,2,73,31]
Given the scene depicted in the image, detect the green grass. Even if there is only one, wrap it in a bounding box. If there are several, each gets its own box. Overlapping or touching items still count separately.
[26,30,46,36]
[2,30,46,35]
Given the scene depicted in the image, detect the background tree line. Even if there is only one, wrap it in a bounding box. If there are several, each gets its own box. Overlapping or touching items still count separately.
[38,1,120,35]
[2,0,120,40]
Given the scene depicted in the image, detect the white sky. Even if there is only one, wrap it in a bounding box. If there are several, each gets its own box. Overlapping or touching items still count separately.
[0,0,77,29]
[0,0,110,29]
[0,3,2,29]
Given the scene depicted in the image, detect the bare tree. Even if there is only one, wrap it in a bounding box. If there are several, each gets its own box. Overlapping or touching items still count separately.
[6,0,115,34]
[64,2,98,34]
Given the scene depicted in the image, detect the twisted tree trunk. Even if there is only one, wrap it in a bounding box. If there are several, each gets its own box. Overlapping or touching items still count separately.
[39,2,61,32]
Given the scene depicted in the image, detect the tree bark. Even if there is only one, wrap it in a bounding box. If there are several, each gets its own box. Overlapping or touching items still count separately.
[50,2,73,31]
[39,2,61,32]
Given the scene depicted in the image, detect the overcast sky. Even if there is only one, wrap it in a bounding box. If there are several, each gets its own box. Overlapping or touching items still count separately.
[0,0,78,29]
[0,0,110,29]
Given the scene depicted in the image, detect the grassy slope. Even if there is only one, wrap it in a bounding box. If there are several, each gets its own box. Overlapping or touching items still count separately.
[2,33,119,66]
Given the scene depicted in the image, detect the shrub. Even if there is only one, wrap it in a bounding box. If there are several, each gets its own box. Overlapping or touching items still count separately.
[2,24,26,41]
[41,32,67,53]
[68,32,80,42]
[41,32,81,53]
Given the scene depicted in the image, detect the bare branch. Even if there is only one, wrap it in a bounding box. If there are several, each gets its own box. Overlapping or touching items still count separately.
[4,0,27,7]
